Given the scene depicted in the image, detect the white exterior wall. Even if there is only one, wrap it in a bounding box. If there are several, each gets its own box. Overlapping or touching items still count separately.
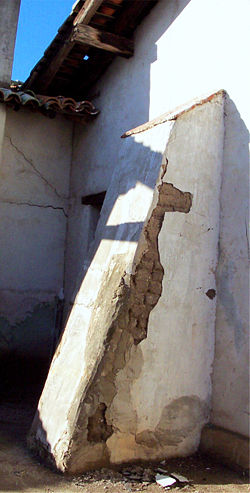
[211,97,249,437]
[68,0,249,442]
[0,105,6,166]
[0,107,73,360]
[71,0,249,197]
[30,97,227,471]
[107,98,225,464]
[36,120,175,467]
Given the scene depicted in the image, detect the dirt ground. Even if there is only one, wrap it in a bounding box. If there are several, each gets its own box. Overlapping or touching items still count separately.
[0,358,249,493]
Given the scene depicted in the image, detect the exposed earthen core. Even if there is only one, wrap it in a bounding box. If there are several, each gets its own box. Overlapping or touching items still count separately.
[87,403,113,442]
[129,176,192,344]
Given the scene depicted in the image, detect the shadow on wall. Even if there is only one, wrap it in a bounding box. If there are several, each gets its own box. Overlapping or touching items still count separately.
[90,0,192,125]
[5,408,245,493]
[24,94,250,478]
[25,130,173,471]
[0,0,193,408]
[216,97,249,352]
[0,301,58,399]
[61,0,193,329]
[27,119,199,472]
[211,96,249,434]
[63,134,165,330]
[63,95,250,335]
[68,0,192,222]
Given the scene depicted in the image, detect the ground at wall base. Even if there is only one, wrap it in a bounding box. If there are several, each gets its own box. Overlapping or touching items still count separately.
[0,381,248,492]
[0,437,248,493]
[200,425,249,472]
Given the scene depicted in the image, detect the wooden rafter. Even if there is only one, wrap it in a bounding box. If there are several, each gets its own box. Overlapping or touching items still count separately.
[73,0,103,25]
[34,41,75,92]
[23,0,158,96]
[71,24,133,57]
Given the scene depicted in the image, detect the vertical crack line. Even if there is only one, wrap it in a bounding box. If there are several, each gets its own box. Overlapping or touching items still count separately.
[62,121,76,297]
[6,135,65,200]
[245,216,250,259]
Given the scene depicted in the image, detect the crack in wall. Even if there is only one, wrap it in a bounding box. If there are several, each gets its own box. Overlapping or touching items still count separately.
[1,199,68,217]
[62,121,76,301]
[6,135,66,200]
[64,161,192,472]
[245,216,250,259]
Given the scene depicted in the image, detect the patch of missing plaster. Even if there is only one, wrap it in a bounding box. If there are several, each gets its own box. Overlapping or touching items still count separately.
[206,288,216,300]
[129,176,192,344]
[87,403,113,442]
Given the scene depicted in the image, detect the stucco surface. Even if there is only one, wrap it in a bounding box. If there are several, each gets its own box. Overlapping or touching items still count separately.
[71,0,249,199]
[211,97,249,437]
[0,105,6,166]
[0,108,73,359]
[64,203,100,310]
[66,0,249,455]
[28,96,230,472]
[29,120,174,469]
[0,0,247,472]
[106,97,225,464]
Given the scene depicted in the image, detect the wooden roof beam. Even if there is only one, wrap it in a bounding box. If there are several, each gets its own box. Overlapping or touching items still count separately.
[71,24,133,57]
[32,40,75,92]
[73,0,104,25]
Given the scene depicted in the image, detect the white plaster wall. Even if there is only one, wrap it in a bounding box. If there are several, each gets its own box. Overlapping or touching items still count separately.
[0,105,6,165]
[148,0,250,125]
[72,0,249,197]
[0,107,73,359]
[33,95,234,471]
[34,121,174,465]
[64,202,100,309]
[211,96,249,437]
[107,97,225,463]
[68,0,249,443]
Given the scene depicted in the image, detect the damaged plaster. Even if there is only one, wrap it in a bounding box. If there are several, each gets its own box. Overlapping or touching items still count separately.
[60,164,192,473]
[28,94,225,473]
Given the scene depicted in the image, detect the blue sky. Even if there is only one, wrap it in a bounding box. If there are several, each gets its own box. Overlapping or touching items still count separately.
[12,0,74,82]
